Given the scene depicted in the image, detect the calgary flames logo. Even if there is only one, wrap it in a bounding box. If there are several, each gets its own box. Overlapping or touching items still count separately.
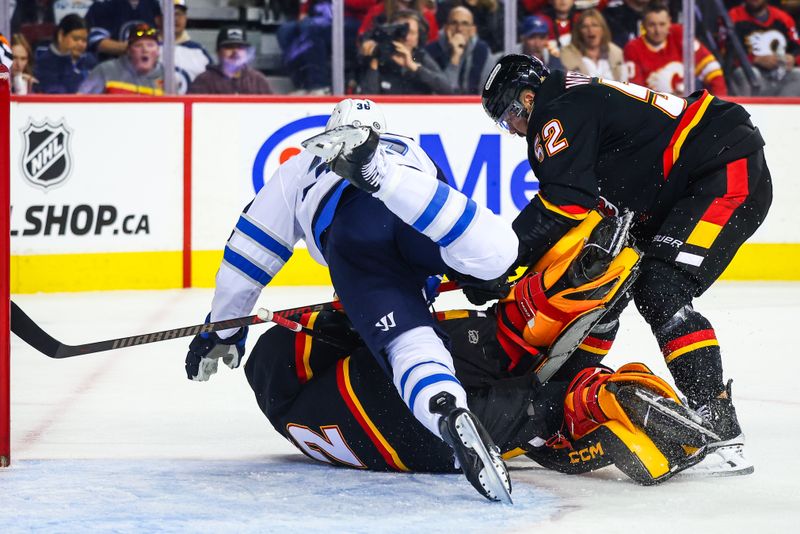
[746,29,788,57]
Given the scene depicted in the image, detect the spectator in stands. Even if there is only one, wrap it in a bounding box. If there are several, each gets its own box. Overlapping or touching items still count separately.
[11,34,38,94]
[34,14,97,94]
[1,34,12,69]
[624,2,726,96]
[278,1,335,94]
[520,15,564,71]
[728,0,800,96]
[10,0,56,48]
[359,0,439,45]
[85,0,162,58]
[436,0,504,52]
[156,0,212,92]
[189,26,272,94]
[539,0,578,49]
[603,0,648,49]
[79,23,164,94]
[560,8,626,80]
[426,6,492,94]
[357,8,451,94]
[481,14,563,87]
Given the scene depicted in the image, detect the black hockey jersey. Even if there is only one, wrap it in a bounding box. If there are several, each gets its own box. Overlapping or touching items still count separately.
[525,70,762,235]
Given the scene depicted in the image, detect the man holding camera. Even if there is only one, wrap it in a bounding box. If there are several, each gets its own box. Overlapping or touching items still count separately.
[357,9,451,94]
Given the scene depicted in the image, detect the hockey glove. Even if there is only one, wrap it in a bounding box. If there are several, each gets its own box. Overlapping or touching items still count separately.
[185,315,249,381]
[450,271,513,306]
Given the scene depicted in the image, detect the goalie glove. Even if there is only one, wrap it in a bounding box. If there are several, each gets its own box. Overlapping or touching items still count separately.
[185,314,249,381]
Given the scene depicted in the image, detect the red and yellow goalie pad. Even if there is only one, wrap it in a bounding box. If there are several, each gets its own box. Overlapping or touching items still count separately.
[496,210,640,376]
[560,363,707,484]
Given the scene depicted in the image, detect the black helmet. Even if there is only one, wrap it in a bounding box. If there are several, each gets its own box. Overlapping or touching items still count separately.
[482,54,549,125]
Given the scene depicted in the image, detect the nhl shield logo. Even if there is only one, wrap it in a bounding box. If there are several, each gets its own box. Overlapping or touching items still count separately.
[21,120,73,190]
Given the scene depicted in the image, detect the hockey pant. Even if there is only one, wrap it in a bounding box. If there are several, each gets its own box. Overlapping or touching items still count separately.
[554,149,772,403]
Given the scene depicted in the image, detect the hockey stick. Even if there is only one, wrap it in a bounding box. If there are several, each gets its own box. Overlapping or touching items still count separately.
[10,299,346,359]
[10,281,463,360]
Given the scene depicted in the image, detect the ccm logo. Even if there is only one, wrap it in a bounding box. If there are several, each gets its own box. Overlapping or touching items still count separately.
[568,443,605,464]
[653,234,684,248]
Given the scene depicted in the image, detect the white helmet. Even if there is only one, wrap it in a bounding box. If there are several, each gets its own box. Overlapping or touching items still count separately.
[325,98,386,134]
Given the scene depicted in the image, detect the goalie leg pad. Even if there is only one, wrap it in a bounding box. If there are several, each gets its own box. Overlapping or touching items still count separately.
[563,364,710,485]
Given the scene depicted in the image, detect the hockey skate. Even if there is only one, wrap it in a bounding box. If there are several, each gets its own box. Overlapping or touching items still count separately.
[301,125,384,193]
[430,392,513,504]
[684,381,754,476]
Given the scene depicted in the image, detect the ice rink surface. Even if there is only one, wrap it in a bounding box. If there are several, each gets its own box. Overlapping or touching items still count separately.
[4,283,800,533]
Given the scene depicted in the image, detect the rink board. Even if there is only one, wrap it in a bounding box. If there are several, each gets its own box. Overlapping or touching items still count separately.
[8,96,800,292]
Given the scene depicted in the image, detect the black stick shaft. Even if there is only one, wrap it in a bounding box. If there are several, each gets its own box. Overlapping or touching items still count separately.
[10,300,343,359]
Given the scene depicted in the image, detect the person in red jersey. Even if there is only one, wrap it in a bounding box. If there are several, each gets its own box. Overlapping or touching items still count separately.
[624,2,726,96]
[728,0,800,95]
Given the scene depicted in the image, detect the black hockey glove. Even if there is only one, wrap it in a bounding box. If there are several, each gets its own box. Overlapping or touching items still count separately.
[185,314,249,381]
[513,197,580,268]
[453,272,513,306]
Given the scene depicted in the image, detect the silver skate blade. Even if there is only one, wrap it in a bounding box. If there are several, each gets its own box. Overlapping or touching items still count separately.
[301,125,370,163]
[633,389,721,441]
[455,413,513,505]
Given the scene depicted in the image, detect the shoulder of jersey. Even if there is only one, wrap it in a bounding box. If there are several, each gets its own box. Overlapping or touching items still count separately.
[381,133,437,173]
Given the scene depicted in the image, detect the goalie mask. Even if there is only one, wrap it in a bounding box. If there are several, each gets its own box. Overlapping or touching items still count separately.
[326,98,387,135]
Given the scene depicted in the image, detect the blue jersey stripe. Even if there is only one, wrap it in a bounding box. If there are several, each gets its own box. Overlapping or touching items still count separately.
[236,216,293,262]
[412,181,450,233]
[437,199,478,247]
[313,180,349,253]
[408,374,461,410]
[223,246,273,286]
[399,361,452,398]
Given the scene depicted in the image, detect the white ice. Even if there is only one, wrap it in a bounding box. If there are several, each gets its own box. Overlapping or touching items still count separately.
[4,283,800,533]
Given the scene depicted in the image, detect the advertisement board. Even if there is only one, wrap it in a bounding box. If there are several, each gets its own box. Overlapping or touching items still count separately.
[8,96,800,292]
[9,102,184,291]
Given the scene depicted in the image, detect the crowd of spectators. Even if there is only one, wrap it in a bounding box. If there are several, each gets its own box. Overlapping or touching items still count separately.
[3,0,800,97]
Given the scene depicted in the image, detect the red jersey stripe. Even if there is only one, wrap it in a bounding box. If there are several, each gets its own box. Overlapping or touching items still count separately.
[661,328,717,356]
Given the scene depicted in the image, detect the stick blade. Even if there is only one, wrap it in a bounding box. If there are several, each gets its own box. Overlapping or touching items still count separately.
[10,301,62,358]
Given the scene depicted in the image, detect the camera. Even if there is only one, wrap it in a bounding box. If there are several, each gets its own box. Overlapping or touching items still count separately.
[367,22,410,66]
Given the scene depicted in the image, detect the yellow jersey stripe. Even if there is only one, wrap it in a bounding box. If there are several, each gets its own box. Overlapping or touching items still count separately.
[343,357,410,471]
[665,339,720,364]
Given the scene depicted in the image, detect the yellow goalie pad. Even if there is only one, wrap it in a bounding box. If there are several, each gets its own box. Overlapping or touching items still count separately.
[563,363,707,484]
[500,210,641,352]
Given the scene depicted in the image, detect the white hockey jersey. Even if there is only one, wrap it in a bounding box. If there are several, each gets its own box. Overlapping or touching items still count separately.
[210,134,440,328]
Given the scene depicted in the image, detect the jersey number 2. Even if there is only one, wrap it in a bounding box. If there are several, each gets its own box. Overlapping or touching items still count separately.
[542,119,569,157]
[286,423,366,468]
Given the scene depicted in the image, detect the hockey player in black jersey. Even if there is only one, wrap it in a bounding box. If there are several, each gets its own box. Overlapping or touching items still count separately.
[480,54,773,475]
[244,215,715,486]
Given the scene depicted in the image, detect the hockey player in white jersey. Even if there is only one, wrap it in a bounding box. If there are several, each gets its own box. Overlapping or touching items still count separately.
[185,99,518,503]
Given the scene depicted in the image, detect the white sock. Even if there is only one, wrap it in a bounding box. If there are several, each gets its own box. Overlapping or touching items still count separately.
[385,327,468,438]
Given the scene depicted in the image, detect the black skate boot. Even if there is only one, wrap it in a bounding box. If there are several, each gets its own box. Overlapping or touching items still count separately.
[300,124,384,193]
[430,392,513,504]
[330,128,383,193]
[685,380,754,476]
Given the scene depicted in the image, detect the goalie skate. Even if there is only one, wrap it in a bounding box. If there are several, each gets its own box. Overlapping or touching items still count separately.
[301,125,371,163]
[684,380,754,476]
[682,435,753,476]
[432,393,513,504]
